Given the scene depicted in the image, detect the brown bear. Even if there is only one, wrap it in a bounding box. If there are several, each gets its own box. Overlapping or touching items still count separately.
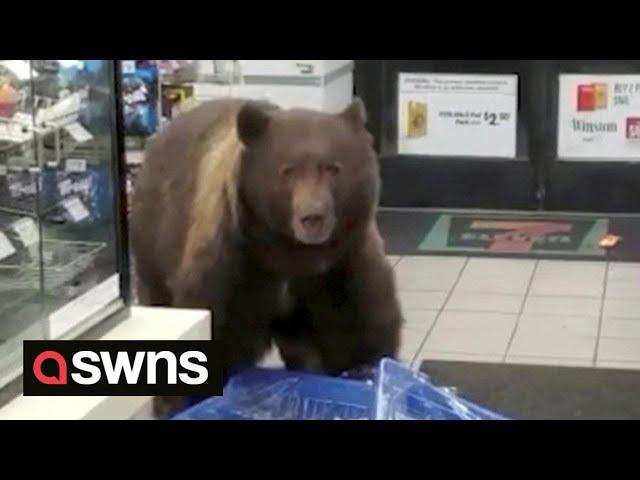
[130,97,403,417]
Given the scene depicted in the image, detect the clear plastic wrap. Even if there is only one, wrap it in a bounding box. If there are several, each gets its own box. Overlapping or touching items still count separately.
[374,358,507,420]
[173,358,508,421]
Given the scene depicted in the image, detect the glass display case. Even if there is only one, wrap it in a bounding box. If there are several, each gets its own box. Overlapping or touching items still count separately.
[0,60,129,389]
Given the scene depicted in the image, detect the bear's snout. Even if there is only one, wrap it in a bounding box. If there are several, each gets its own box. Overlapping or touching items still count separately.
[291,185,336,245]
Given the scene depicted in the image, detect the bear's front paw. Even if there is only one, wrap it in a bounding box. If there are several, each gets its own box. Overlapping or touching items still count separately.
[152,395,188,419]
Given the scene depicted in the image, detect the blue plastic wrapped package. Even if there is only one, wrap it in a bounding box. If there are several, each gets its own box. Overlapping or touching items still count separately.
[40,164,114,226]
[73,164,113,224]
[173,358,508,421]
[373,358,507,420]
[121,61,160,139]
[174,368,375,420]
[3,170,39,212]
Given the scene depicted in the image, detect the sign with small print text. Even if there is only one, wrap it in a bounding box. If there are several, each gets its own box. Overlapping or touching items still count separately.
[397,73,518,158]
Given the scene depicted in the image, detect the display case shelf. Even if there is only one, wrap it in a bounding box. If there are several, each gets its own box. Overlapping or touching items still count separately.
[0,239,106,293]
[0,60,129,390]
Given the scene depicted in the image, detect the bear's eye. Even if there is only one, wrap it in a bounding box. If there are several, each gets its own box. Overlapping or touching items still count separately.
[279,164,295,177]
[321,162,342,177]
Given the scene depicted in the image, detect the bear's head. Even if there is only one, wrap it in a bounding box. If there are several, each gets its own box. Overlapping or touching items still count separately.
[237,99,379,246]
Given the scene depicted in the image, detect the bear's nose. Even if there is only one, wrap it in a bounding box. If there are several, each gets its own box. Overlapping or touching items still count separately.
[300,213,325,230]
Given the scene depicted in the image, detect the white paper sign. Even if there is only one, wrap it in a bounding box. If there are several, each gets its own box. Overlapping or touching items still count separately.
[35,88,86,126]
[0,122,31,143]
[66,158,87,172]
[397,73,518,158]
[558,74,640,160]
[0,232,16,262]
[11,217,39,247]
[64,122,93,143]
[9,177,37,198]
[12,112,33,126]
[121,61,136,74]
[63,196,90,222]
[0,60,32,81]
[58,178,72,196]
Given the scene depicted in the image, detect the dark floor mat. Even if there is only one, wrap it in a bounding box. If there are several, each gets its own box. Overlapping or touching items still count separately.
[420,360,640,420]
[378,208,640,262]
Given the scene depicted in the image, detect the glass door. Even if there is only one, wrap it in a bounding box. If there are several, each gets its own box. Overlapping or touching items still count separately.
[0,60,129,390]
[355,60,539,210]
[543,60,640,213]
[0,60,45,388]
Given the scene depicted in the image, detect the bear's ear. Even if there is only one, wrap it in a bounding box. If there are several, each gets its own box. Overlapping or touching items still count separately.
[340,97,367,128]
[237,101,272,147]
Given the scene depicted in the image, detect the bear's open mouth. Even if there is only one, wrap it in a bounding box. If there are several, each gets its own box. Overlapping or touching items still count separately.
[292,230,333,246]
[291,217,335,246]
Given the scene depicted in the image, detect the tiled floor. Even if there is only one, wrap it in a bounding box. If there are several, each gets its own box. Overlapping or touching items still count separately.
[260,255,640,371]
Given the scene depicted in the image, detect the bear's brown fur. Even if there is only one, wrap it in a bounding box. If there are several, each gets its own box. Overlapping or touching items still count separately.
[130,98,403,417]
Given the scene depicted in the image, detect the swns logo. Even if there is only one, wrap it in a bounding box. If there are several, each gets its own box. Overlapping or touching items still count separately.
[23,340,222,397]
